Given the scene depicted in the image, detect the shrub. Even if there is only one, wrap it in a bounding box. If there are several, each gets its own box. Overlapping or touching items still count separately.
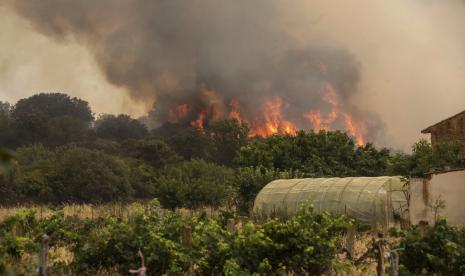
[154,159,235,209]
[233,166,303,214]
[399,218,465,275]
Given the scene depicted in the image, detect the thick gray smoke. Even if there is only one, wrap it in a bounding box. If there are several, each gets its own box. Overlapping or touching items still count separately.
[3,0,386,140]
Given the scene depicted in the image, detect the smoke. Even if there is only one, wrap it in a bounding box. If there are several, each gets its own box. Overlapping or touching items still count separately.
[2,0,465,149]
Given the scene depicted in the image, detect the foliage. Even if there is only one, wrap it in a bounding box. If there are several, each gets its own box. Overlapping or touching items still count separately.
[154,159,235,209]
[167,126,215,161]
[236,131,392,177]
[10,93,94,146]
[0,101,15,147]
[160,119,249,166]
[95,114,148,141]
[8,146,134,204]
[230,206,351,275]
[233,166,304,214]
[125,138,180,168]
[50,147,134,203]
[388,139,465,177]
[124,158,158,199]
[0,148,15,170]
[207,119,249,166]
[0,203,351,275]
[398,218,465,275]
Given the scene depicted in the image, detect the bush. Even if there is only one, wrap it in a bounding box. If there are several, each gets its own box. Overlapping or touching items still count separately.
[399,218,465,275]
[9,146,135,204]
[95,114,148,141]
[236,131,391,177]
[50,147,135,203]
[233,166,303,214]
[0,203,350,275]
[154,159,235,209]
[229,206,351,275]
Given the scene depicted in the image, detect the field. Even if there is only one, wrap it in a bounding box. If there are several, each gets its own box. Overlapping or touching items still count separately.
[0,202,394,276]
[3,202,464,276]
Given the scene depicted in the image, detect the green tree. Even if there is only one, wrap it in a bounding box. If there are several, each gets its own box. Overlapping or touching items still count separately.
[168,127,214,161]
[14,145,57,202]
[207,119,249,166]
[124,158,158,199]
[233,166,303,214]
[11,93,94,146]
[125,138,180,168]
[353,143,390,176]
[386,151,411,176]
[95,114,148,141]
[408,139,465,177]
[155,159,234,209]
[0,146,17,205]
[51,147,134,203]
[399,218,465,275]
[0,102,14,147]
[237,131,365,177]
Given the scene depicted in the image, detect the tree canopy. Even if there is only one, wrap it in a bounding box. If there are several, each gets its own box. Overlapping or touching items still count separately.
[95,114,148,141]
[1,92,464,209]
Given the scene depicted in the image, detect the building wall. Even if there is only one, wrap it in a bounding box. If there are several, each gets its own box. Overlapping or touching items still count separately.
[429,113,465,154]
[409,169,465,226]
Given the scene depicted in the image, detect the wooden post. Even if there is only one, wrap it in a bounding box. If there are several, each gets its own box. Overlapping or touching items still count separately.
[390,251,399,276]
[376,233,386,276]
[39,234,49,276]
[345,225,356,259]
[226,219,236,234]
[418,220,428,238]
[181,225,192,246]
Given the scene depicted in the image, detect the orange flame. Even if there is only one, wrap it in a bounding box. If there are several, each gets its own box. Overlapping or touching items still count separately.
[174,82,367,145]
[343,114,366,146]
[229,98,242,122]
[302,83,367,146]
[168,103,191,122]
[249,97,297,137]
[191,111,205,128]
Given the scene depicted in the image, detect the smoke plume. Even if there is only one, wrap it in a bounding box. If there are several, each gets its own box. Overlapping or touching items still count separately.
[3,0,465,148]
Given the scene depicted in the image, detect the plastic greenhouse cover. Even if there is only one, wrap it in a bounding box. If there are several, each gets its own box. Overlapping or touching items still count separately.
[253,176,408,227]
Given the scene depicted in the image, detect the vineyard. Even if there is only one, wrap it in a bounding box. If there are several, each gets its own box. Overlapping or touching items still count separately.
[1,201,465,275]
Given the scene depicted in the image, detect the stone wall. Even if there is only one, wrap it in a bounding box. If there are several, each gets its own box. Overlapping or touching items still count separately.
[429,112,465,154]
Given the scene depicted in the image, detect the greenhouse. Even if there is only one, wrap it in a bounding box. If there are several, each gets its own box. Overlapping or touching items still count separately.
[253,176,408,227]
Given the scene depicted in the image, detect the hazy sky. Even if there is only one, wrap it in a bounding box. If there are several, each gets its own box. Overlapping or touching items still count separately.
[0,1,464,151]
[0,6,145,116]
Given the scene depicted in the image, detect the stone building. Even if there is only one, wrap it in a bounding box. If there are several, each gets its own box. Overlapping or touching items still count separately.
[422,109,465,154]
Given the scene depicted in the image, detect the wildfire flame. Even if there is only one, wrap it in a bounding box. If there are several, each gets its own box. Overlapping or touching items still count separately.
[229,98,242,122]
[191,111,205,128]
[167,83,367,146]
[249,97,297,137]
[304,83,366,145]
[171,104,190,121]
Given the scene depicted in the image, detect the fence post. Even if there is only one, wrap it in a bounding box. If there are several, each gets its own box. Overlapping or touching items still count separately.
[390,251,399,276]
[39,234,49,276]
[345,225,356,259]
[376,233,386,276]
[226,219,236,234]
[181,225,192,246]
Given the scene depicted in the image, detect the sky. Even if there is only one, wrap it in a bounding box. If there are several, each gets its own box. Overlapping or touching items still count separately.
[0,0,464,151]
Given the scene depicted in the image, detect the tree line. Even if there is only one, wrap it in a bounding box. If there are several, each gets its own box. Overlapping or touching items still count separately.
[1,93,464,212]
